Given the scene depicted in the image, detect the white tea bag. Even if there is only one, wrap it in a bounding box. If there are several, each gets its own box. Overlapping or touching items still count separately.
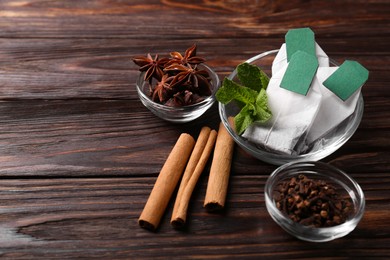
[305,67,361,144]
[242,65,322,155]
[272,43,329,75]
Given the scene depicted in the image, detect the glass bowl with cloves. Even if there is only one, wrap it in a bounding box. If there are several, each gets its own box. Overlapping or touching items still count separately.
[264,161,365,242]
[134,45,220,123]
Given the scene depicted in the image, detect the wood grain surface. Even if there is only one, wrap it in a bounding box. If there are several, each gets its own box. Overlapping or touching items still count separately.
[0,0,389,259]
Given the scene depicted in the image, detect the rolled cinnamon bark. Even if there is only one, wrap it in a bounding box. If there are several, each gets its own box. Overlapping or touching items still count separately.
[171,127,217,228]
[204,120,235,212]
[138,133,195,231]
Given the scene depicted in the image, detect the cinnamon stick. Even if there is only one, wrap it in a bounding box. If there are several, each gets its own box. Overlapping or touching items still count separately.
[171,127,217,228]
[204,119,235,212]
[138,133,195,231]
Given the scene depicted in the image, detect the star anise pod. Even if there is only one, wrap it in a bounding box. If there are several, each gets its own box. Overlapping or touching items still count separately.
[133,54,169,82]
[151,74,174,103]
[165,90,204,107]
[164,44,206,68]
[164,64,212,96]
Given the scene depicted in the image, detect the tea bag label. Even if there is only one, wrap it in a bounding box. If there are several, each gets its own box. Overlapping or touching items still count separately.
[280,51,319,95]
[285,28,316,61]
[323,60,369,101]
[272,43,329,76]
[306,67,361,144]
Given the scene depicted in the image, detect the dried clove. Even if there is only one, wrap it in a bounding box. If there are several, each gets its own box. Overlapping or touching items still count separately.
[274,174,352,227]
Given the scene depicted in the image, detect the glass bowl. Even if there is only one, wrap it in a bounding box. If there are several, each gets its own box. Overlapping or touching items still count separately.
[264,161,365,242]
[218,50,364,165]
[136,64,220,123]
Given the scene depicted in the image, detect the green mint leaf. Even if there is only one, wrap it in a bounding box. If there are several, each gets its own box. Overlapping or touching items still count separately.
[216,64,272,136]
[237,62,269,91]
[216,78,258,104]
[260,70,270,90]
[234,104,254,135]
[254,88,272,122]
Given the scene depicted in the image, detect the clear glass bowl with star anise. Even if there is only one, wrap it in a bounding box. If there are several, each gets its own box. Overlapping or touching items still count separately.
[134,45,220,123]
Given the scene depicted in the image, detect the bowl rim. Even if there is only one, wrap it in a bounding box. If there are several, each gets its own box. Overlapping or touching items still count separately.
[218,50,364,165]
[264,161,365,239]
[136,63,219,111]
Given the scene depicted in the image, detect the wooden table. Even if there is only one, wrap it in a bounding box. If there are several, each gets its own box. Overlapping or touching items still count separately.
[1,1,389,259]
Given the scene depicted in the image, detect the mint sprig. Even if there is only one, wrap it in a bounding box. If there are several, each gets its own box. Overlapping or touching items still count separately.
[216,63,272,135]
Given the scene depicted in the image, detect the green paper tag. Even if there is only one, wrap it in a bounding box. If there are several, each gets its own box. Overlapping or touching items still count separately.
[285,28,316,62]
[280,51,319,95]
[323,60,369,101]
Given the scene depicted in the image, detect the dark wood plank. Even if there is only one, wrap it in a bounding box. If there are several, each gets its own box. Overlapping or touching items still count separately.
[0,99,219,177]
[0,37,388,99]
[0,177,389,259]
[0,0,389,39]
[0,97,388,178]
